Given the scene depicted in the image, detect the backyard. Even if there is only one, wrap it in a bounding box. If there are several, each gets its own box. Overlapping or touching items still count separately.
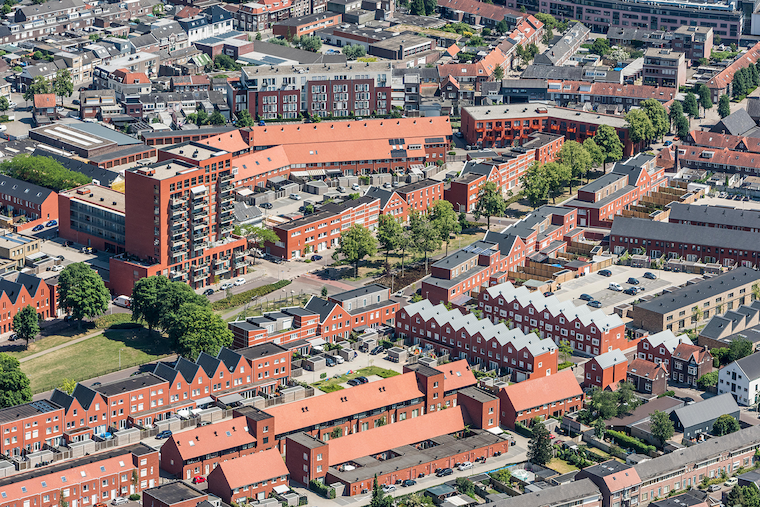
[311,366,400,393]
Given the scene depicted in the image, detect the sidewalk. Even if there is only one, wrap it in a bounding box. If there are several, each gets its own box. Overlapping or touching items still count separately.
[19,328,104,363]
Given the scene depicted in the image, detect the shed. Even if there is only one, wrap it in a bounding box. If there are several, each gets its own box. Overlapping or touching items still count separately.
[304,356,326,371]
[425,484,457,504]
[387,346,408,363]
[305,181,329,195]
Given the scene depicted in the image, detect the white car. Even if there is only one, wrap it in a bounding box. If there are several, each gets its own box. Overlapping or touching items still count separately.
[458,461,473,471]
[112,499,128,506]
[0,125,7,133]
[7,101,15,108]
[608,282,623,292]
[335,355,344,364]
[234,277,245,286]
[51,264,64,272]
[289,194,301,200]
[382,485,396,493]
[220,282,234,290]
[352,184,360,190]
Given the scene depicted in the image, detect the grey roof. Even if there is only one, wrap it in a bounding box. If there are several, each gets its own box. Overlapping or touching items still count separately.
[178,16,207,31]
[0,400,61,424]
[432,250,478,270]
[483,230,519,257]
[747,96,760,119]
[396,178,440,195]
[667,202,760,229]
[93,373,166,396]
[68,123,142,146]
[712,108,757,136]
[578,172,628,194]
[738,470,760,486]
[203,4,235,23]
[461,161,496,178]
[22,59,67,79]
[700,301,760,342]
[650,491,708,507]
[195,351,221,378]
[17,0,83,19]
[143,482,206,504]
[734,352,760,381]
[153,362,181,383]
[607,396,684,428]
[534,22,590,66]
[612,217,760,259]
[232,202,262,223]
[175,356,201,382]
[595,349,627,370]
[0,174,53,204]
[129,33,158,49]
[489,479,600,507]
[672,393,739,429]
[33,148,120,185]
[329,284,388,302]
[236,342,288,360]
[245,41,347,65]
[364,186,394,208]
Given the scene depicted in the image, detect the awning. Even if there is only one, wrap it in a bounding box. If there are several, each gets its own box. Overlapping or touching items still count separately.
[308,337,326,346]
[291,171,308,178]
[195,396,214,406]
[487,426,504,435]
[218,393,244,405]
[307,169,326,177]
[273,485,289,494]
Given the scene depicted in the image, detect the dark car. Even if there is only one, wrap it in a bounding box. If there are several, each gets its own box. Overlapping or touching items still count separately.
[45,220,58,227]
[643,272,657,280]
[370,346,384,355]
[543,291,554,297]
[587,300,603,308]
[260,202,273,209]
[311,255,323,261]
[627,277,640,285]
[598,269,612,277]
[579,293,594,301]
[356,376,369,384]
[325,356,336,367]
[32,224,44,232]
[203,288,215,296]
[623,287,637,296]
[347,378,361,386]
[436,468,453,477]
[155,430,172,439]
[402,480,417,487]
[7,334,17,341]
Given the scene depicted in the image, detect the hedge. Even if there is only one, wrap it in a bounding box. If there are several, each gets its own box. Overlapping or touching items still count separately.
[309,480,336,499]
[211,280,292,311]
[514,421,533,438]
[606,429,655,455]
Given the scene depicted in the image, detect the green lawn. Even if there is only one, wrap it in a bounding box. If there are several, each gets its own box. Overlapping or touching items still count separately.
[21,327,173,394]
[312,366,400,393]
[546,458,579,474]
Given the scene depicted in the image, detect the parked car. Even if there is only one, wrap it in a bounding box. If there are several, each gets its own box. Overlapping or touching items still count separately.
[325,356,336,367]
[337,186,346,192]
[72,99,80,105]
[113,295,132,308]
[402,479,417,487]
[436,468,453,477]
[627,277,640,285]
[192,476,206,484]
[45,220,58,227]
[608,282,623,291]
[393,181,401,187]
[311,255,323,261]
[289,194,301,200]
[370,345,384,355]
[454,132,463,138]
[51,264,64,272]
[7,334,17,341]
[623,287,637,296]
[579,293,594,301]
[203,288,215,296]
[260,202,273,209]
[664,140,673,146]
[543,291,554,297]
[32,224,44,232]
[458,462,473,471]
[111,498,128,506]
[725,478,738,487]
[587,300,603,308]
[382,485,396,493]
[708,484,722,492]
[335,355,344,364]
[352,183,360,190]
[383,182,392,189]
[234,277,246,286]
[155,430,172,439]
[598,269,612,277]
[356,376,369,384]
[220,282,233,290]
[347,378,361,386]
[643,272,657,280]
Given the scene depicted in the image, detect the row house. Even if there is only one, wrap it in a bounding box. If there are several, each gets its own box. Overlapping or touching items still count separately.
[365,187,410,222]
[566,153,667,228]
[627,358,669,395]
[79,89,120,120]
[675,144,760,178]
[670,342,713,387]
[0,444,159,507]
[704,41,760,103]
[394,179,444,215]
[0,400,63,457]
[445,132,564,212]
[548,81,679,111]
[684,130,760,154]
[479,281,627,357]
[304,284,400,343]
[396,299,558,381]
[0,272,54,332]
[229,307,319,348]
[8,0,92,44]
[0,174,58,233]
[636,330,691,369]
[500,205,580,255]
[461,105,634,157]
[668,202,760,233]
[497,369,583,428]
[207,448,290,504]
[583,349,628,390]
[577,462,642,507]
[171,75,211,93]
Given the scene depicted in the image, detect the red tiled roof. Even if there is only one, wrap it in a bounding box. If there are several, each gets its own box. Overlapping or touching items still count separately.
[439,359,477,391]
[212,448,289,488]
[678,145,760,170]
[688,130,760,153]
[33,94,56,109]
[656,146,675,170]
[174,5,201,18]
[327,406,466,465]
[436,0,523,21]
[201,130,251,153]
[708,42,760,91]
[232,145,290,181]
[602,466,642,491]
[168,418,256,460]
[627,358,667,379]
[501,369,583,412]
[672,343,709,363]
[265,373,424,435]
[446,44,461,58]
[112,69,150,84]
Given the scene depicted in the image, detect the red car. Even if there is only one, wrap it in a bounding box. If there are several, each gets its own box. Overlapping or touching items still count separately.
[192,476,206,484]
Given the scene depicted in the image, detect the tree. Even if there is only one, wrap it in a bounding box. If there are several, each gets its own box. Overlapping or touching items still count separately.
[683,91,699,120]
[558,140,592,189]
[593,418,606,439]
[668,100,683,132]
[718,94,731,118]
[410,211,442,273]
[22,75,51,103]
[423,0,436,15]
[750,63,760,88]
[583,138,604,170]
[696,83,713,114]
[713,414,740,436]
[208,110,226,125]
[237,225,278,265]
[0,154,91,191]
[608,48,630,63]
[456,478,474,496]
[534,12,559,30]
[321,286,328,297]
[236,109,255,127]
[0,353,31,408]
[616,381,641,413]
[0,96,9,113]
[589,388,619,419]
[398,229,413,277]
[591,38,611,56]
[430,199,460,256]
[472,180,506,229]
[733,68,749,99]
[410,0,425,15]
[697,371,719,390]
[495,20,508,34]
[299,35,322,52]
[558,340,573,362]
[58,378,77,395]
[675,114,690,138]
[167,303,233,359]
[492,65,504,82]
[544,162,572,203]
[131,275,170,333]
[649,410,675,446]
[593,125,624,173]
[729,337,753,362]
[377,215,402,271]
[342,44,366,60]
[58,263,110,328]
[541,27,554,46]
[640,99,669,141]
[335,224,377,277]
[12,304,39,348]
[255,32,262,40]
[520,162,549,208]
[625,109,655,147]
[728,486,760,507]
[370,475,393,507]
[527,419,553,465]
[214,54,241,71]
[52,68,73,106]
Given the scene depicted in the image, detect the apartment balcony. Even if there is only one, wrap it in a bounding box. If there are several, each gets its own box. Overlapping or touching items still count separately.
[171,207,187,218]
[219,173,233,183]
[221,225,234,235]
[220,214,233,225]
[192,207,209,217]
[170,270,187,282]
[192,220,208,231]
[171,238,187,248]
[170,196,188,207]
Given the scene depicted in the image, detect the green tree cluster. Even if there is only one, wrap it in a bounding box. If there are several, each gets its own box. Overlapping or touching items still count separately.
[696,371,718,389]
[0,353,31,409]
[713,414,740,436]
[58,263,110,328]
[728,486,760,507]
[585,382,641,421]
[334,223,378,277]
[718,94,731,118]
[234,225,279,264]
[649,410,674,446]
[732,64,760,99]
[0,153,90,191]
[473,180,506,228]
[592,124,624,172]
[527,419,553,465]
[214,54,242,71]
[52,68,73,106]
[12,304,39,348]
[235,109,256,127]
[342,44,366,60]
[22,75,51,103]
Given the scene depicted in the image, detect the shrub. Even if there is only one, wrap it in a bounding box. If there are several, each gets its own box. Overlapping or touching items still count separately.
[514,421,533,438]
[490,468,511,484]
[606,429,656,455]
[211,280,292,310]
[129,495,140,501]
[558,361,573,370]
[657,390,675,398]
[309,480,336,499]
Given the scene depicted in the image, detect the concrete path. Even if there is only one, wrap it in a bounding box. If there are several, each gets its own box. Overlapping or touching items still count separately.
[19,328,104,363]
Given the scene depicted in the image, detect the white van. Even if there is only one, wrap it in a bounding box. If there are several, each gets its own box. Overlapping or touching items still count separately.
[113,295,132,308]
[608,283,623,292]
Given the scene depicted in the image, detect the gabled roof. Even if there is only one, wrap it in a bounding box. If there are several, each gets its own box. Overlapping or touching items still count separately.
[712,108,757,136]
[153,362,181,383]
[708,42,760,91]
[328,284,388,303]
[70,383,99,410]
[304,296,339,322]
[627,358,667,379]
[672,393,739,429]
[175,357,202,382]
[643,330,690,353]
[167,418,255,460]
[195,351,222,378]
[217,347,244,372]
[671,343,709,364]
[594,349,627,370]
[364,186,397,209]
[210,448,288,489]
[199,129,249,153]
[502,369,582,412]
[733,352,760,381]
[33,94,56,109]
[0,175,54,204]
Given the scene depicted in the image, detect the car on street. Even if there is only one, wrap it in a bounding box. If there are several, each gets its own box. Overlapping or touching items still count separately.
[383,182,392,189]
[7,334,17,341]
[598,269,612,277]
[7,101,15,108]
[587,300,603,308]
[458,462,473,471]
[627,277,640,285]
[220,282,233,290]
[664,140,673,146]
[454,132,463,138]
[725,478,738,487]
[708,485,721,492]
[347,378,361,386]
[402,480,417,487]
[393,181,401,187]
[234,277,246,286]
[0,125,7,133]
[155,430,172,439]
[370,345,384,355]
[51,264,64,272]
[45,220,58,227]
[32,224,44,232]
[337,186,346,192]
[325,356,336,367]
[436,468,454,477]
[289,194,301,200]
[192,476,206,484]
[382,485,396,493]
[608,283,623,291]
[72,99,80,105]
[579,293,594,301]
[311,255,323,261]
[203,288,215,296]
[335,355,344,364]
[260,202,273,209]
[543,291,554,297]
[623,287,637,296]
[352,183,360,190]
[111,498,128,506]
[643,272,657,280]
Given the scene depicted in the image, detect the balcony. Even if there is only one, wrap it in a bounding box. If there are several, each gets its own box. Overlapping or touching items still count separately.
[170,196,188,207]
[171,208,187,218]
[171,238,186,248]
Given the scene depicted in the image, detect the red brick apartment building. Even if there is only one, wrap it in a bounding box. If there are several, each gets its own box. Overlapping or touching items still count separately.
[461,105,633,156]
[396,300,558,381]
[108,151,248,296]
[636,330,691,369]
[479,281,628,356]
[285,405,508,495]
[566,153,668,228]
[667,202,760,233]
[0,175,58,233]
[207,448,289,503]
[58,184,126,254]
[143,481,207,507]
[445,133,564,213]
[160,418,257,479]
[583,349,628,390]
[394,179,444,215]
[497,369,583,429]
[272,12,342,38]
[229,307,320,348]
[0,272,53,332]
[0,443,158,507]
[365,187,410,222]
[0,400,63,456]
[266,196,380,260]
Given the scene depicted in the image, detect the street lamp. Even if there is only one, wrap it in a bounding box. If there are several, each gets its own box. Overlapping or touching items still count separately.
[119,348,124,369]
[291,290,295,304]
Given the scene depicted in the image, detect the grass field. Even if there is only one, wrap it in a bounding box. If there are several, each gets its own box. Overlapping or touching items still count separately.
[22,327,173,394]
[312,366,400,393]
[546,458,578,474]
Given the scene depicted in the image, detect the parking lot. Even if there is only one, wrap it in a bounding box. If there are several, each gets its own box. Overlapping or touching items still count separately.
[554,265,701,310]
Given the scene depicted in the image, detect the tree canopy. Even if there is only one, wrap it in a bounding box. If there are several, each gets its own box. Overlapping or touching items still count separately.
[0,154,90,191]
[520,162,549,209]
[377,214,402,270]
[23,76,50,103]
[410,211,442,273]
[649,410,674,446]
[683,92,699,119]
[167,303,233,359]
[58,263,110,327]
[558,140,592,186]
[430,199,460,256]
[12,305,39,348]
[335,224,377,277]
[625,109,655,146]
[236,109,256,127]
[473,181,506,229]
[592,125,623,172]
[527,419,553,465]
[342,44,366,60]
[214,54,241,71]
[713,414,740,436]
[131,275,171,333]
[0,353,31,409]
[52,68,73,105]
[640,99,669,141]
[718,94,731,118]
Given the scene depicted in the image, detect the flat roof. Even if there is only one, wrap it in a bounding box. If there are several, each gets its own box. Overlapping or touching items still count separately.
[161,141,228,162]
[0,232,37,250]
[463,105,628,128]
[60,184,125,214]
[134,159,199,180]
[144,481,206,505]
[31,124,115,150]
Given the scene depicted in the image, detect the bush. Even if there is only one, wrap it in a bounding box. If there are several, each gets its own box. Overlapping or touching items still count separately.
[211,280,292,310]
[514,421,533,438]
[606,429,656,455]
[490,468,511,484]
[309,480,336,499]
[658,390,675,398]
[129,495,140,501]
[558,361,573,370]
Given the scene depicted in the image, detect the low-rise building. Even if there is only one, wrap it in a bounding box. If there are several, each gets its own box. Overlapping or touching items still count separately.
[273,12,342,37]
[207,448,289,503]
[670,393,740,440]
[576,461,642,507]
[643,48,687,88]
[0,231,40,268]
[0,175,58,233]
[627,359,669,396]
[497,368,583,429]
[669,342,712,387]
[718,352,760,405]
[698,300,760,351]
[637,330,691,369]
[58,184,126,254]
[142,481,207,507]
[583,350,628,390]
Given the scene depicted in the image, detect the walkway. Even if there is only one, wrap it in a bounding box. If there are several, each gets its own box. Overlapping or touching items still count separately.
[19,329,104,363]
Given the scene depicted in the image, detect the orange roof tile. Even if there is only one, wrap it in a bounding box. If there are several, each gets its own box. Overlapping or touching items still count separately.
[33,94,56,109]
[167,418,256,460]
[266,373,425,435]
[446,44,461,58]
[112,69,150,84]
[281,139,426,165]
[688,130,760,153]
[327,406,466,465]
[679,145,760,170]
[232,145,290,181]
[627,358,667,379]
[436,0,523,21]
[709,42,760,91]
[501,369,583,412]
[200,129,251,154]
[212,448,289,488]
[672,343,709,363]
[440,359,477,392]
